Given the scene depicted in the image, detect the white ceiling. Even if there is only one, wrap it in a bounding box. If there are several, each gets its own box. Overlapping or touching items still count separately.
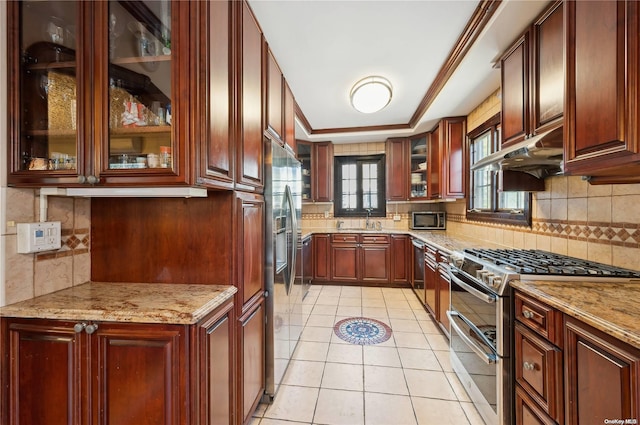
[248,0,551,144]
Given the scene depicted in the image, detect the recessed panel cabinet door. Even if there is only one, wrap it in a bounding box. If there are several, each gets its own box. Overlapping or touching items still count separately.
[239,300,265,424]
[385,138,409,201]
[236,1,264,191]
[3,319,84,425]
[238,193,265,304]
[92,323,186,425]
[564,0,640,179]
[564,317,640,424]
[313,142,334,202]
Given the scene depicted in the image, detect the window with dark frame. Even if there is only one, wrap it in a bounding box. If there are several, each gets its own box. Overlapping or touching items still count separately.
[334,155,386,218]
[467,113,532,226]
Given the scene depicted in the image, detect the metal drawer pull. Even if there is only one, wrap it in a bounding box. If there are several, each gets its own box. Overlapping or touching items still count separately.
[85,324,99,334]
[74,323,87,333]
[522,310,534,319]
[523,361,537,371]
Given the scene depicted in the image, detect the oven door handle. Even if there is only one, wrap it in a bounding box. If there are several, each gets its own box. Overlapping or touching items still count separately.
[448,268,496,304]
[447,310,497,365]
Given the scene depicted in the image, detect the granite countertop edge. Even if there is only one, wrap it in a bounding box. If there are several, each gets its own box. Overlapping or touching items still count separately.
[510,280,640,349]
[0,282,238,325]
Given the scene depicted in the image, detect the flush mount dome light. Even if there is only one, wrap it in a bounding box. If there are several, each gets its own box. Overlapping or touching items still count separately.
[350,76,393,113]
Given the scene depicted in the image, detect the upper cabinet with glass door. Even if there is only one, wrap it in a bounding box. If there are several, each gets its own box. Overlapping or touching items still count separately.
[8,0,194,187]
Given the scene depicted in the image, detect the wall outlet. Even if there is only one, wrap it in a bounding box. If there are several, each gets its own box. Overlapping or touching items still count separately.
[393,214,401,222]
[17,221,61,253]
[324,210,330,218]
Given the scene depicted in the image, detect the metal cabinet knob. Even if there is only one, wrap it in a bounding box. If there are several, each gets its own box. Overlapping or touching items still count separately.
[86,175,99,185]
[523,361,537,371]
[74,323,87,333]
[85,324,99,334]
[522,310,534,319]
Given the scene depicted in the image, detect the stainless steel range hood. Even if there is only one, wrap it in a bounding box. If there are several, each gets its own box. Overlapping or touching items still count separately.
[471,127,564,178]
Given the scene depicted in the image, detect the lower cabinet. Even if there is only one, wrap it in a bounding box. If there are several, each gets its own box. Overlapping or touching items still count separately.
[514,290,640,425]
[564,317,640,424]
[238,297,265,425]
[1,300,234,425]
[329,234,390,284]
[390,234,410,284]
[313,233,331,281]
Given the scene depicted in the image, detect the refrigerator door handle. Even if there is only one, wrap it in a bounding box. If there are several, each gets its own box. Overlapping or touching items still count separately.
[284,184,297,295]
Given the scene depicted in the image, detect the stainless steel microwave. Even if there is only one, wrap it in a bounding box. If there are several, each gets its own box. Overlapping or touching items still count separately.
[411,211,446,230]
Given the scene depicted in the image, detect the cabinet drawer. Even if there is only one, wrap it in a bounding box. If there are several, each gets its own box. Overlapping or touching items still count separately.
[515,322,563,424]
[331,233,359,244]
[361,235,389,244]
[515,290,563,346]
[515,385,557,425]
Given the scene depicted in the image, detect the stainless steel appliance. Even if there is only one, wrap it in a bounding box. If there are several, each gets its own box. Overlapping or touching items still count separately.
[446,248,640,425]
[411,238,425,303]
[264,138,305,401]
[410,211,446,230]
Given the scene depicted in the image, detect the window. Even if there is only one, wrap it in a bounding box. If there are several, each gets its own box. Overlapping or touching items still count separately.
[467,114,531,226]
[334,155,386,217]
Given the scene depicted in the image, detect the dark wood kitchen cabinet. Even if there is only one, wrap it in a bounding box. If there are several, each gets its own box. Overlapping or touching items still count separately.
[238,297,265,425]
[313,233,331,281]
[236,0,264,192]
[296,141,334,203]
[437,117,467,199]
[386,137,410,201]
[283,82,296,153]
[390,234,410,285]
[564,0,640,184]
[500,0,563,148]
[1,299,235,425]
[7,0,195,187]
[313,141,334,202]
[266,49,283,142]
[436,261,450,335]
[514,289,640,425]
[329,233,390,284]
[236,192,265,305]
[564,317,640,425]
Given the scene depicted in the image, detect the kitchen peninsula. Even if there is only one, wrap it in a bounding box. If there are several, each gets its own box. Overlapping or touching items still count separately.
[0,282,237,424]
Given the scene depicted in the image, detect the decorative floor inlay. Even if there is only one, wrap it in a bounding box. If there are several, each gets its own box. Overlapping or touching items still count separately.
[333,317,392,345]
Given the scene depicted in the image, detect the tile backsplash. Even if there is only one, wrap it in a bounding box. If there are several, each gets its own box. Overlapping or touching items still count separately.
[2,189,91,305]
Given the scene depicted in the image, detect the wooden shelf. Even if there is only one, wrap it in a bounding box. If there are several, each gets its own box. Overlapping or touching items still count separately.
[111,55,171,65]
[27,125,171,138]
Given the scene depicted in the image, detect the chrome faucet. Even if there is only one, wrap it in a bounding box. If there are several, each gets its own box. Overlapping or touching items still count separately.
[365,208,373,230]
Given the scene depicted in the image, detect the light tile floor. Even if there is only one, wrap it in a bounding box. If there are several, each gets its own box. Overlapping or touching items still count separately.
[250,285,486,425]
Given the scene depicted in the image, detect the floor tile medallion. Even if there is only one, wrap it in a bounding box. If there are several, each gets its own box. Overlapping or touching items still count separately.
[334,317,392,345]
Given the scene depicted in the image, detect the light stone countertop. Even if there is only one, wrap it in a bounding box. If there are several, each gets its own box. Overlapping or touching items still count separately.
[0,282,237,325]
[302,227,498,254]
[511,280,640,349]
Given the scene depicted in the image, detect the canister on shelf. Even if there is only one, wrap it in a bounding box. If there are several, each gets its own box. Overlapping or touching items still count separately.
[160,146,172,168]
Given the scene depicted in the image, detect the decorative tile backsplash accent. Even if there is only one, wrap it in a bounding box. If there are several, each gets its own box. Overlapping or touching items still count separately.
[446,213,640,249]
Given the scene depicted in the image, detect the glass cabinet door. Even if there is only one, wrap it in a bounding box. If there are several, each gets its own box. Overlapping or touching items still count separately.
[410,135,427,198]
[106,0,173,171]
[17,1,79,173]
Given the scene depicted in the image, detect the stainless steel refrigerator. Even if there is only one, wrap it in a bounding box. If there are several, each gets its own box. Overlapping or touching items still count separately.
[264,138,306,401]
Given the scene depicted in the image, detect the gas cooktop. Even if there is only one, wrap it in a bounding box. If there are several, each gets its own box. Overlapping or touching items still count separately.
[463,248,640,278]
[449,248,640,296]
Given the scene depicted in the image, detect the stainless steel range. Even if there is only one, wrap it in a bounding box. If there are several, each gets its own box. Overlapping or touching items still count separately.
[446,248,640,425]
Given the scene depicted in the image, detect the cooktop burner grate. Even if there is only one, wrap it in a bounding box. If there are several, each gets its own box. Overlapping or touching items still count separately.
[463,249,640,278]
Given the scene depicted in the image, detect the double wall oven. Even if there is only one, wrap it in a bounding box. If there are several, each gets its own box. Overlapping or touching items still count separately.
[447,248,640,425]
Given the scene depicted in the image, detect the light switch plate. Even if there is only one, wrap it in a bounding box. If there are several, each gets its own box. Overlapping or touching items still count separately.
[17,221,62,253]
[393,214,401,221]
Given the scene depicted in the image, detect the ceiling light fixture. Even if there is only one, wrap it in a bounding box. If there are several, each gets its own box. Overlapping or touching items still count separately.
[350,76,393,113]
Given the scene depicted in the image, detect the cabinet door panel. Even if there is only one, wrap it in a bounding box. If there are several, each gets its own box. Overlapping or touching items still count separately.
[501,35,529,146]
[565,317,640,424]
[240,301,265,423]
[442,117,466,198]
[386,138,409,201]
[331,245,359,282]
[267,50,283,139]
[533,2,563,129]
[361,245,390,282]
[93,323,185,425]
[199,0,234,188]
[313,142,334,202]
[390,235,409,284]
[4,319,83,425]
[313,234,330,280]
[284,83,296,152]
[237,1,264,190]
[238,193,265,304]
